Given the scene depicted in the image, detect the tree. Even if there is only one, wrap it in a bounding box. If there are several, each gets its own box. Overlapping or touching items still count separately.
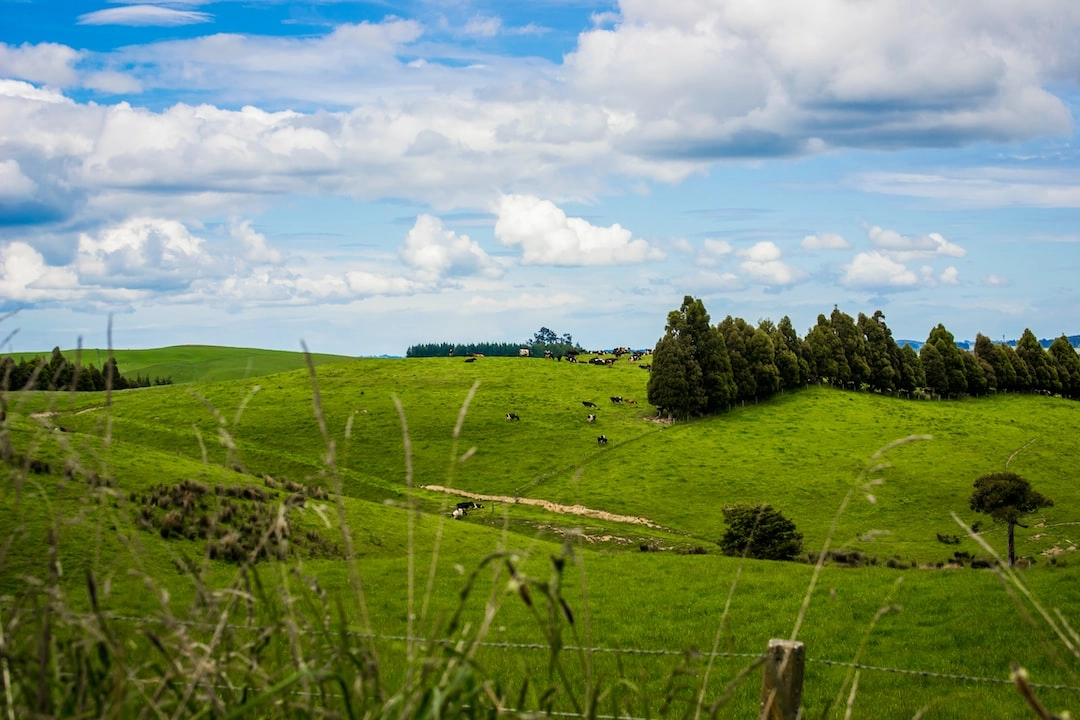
[1016,329,1059,395]
[969,472,1053,567]
[719,504,803,561]
[646,334,702,420]
[1048,335,1080,399]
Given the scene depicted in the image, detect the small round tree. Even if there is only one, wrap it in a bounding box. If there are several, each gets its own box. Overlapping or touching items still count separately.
[969,471,1053,567]
[719,504,803,561]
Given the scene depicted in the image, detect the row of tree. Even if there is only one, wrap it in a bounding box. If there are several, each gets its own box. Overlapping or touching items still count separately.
[647,297,1080,419]
[0,348,171,392]
[405,327,584,358]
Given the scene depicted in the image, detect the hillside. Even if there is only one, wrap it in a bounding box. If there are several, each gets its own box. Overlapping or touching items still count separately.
[3,354,1080,718]
[4,344,357,384]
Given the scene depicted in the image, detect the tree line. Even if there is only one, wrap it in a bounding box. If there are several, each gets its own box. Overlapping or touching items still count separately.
[1,347,172,392]
[647,296,1080,420]
[405,327,584,358]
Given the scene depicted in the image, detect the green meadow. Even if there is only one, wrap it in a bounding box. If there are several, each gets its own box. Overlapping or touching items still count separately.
[2,349,1079,718]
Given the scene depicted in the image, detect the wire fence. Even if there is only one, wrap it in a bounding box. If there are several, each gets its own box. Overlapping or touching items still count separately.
[15,608,1080,695]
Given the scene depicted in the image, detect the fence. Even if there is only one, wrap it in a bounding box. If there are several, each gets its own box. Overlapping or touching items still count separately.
[11,606,1078,719]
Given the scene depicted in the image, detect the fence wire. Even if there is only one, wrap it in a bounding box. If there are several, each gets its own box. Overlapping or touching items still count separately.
[13,608,1080,695]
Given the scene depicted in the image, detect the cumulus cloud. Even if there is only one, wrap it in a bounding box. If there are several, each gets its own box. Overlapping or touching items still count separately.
[939,266,960,285]
[0,160,37,200]
[867,225,966,261]
[841,251,919,289]
[231,220,281,265]
[801,232,849,250]
[493,194,663,266]
[0,241,81,303]
[564,0,1075,159]
[78,5,213,27]
[75,218,217,289]
[0,42,81,87]
[984,273,1010,287]
[736,241,804,286]
[399,214,502,282]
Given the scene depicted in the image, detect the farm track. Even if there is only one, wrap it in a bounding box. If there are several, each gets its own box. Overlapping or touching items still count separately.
[420,484,663,529]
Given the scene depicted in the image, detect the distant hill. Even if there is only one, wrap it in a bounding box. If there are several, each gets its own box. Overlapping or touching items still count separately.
[898,334,1080,351]
[4,345,357,385]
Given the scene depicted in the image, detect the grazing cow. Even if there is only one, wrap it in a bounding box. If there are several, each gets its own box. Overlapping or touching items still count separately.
[464,357,476,363]
[597,434,608,445]
[610,396,623,404]
[448,348,455,356]
[543,349,553,359]
[519,348,531,357]
[582,401,597,408]
[452,507,466,520]
[587,413,596,423]
[506,412,520,421]
[625,398,637,405]
[456,501,483,510]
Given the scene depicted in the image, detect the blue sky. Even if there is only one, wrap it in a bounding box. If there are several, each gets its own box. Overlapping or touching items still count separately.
[1,0,1078,356]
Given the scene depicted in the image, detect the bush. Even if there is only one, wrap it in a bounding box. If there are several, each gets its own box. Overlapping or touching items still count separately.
[718,503,803,561]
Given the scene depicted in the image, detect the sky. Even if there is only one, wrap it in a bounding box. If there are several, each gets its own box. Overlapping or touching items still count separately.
[1,0,1079,357]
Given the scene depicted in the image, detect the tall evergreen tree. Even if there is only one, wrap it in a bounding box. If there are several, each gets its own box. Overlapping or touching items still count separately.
[924,324,967,397]
[647,334,702,420]
[804,314,848,386]
[1001,343,1032,392]
[831,307,870,389]
[1047,336,1080,399]
[858,310,900,392]
[1016,329,1060,394]
[647,296,734,418]
[718,316,756,402]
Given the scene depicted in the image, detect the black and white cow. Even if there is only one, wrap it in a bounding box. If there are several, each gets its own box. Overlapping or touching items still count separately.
[456,501,483,510]
[597,435,608,445]
[506,412,520,421]
[582,401,597,408]
[587,413,596,423]
[452,507,466,519]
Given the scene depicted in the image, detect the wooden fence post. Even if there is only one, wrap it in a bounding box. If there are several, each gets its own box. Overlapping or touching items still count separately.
[759,639,805,720]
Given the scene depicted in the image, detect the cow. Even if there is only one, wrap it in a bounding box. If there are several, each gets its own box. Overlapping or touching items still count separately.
[610,396,623,404]
[464,357,476,363]
[625,398,637,405]
[587,413,596,423]
[519,348,531,357]
[452,507,466,520]
[506,412,520,421]
[456,501,483,510]
[597,435,608,445]
[582,401,597,408]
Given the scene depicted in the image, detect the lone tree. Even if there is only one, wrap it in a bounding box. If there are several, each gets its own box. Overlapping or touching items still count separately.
[719,504,803,561]
[969,472,1053,567]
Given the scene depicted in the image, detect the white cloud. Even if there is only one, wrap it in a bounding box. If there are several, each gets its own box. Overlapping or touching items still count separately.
[984,274,1010,287]
[0,242,81,302]
[860,169,1080,209]
[78,6,213,27]
[0,42,81,87]
[939,266,960,285]
[703,238,733,256]
[841,251,919,289]
[801,232,849,250]
[231,220,281,265]
[75,217,216,287]
[736,241,803,286]
[493,194,663,266]
[399,214,502,282]
[0,160,36,199]
[867,225,966,261]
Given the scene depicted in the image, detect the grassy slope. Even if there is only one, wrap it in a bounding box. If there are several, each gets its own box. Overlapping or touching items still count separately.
[6,345,357,384]
[4,353,1080,718]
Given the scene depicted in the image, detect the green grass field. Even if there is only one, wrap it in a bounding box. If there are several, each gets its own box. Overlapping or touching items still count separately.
[2,349,1079,718]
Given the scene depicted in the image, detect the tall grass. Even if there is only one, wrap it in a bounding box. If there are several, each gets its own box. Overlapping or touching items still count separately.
[1,346,1079,718]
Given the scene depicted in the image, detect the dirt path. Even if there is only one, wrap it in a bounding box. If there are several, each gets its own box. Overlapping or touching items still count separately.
[421,485,662,529]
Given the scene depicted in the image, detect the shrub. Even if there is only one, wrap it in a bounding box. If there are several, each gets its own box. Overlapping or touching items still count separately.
[718,503,803,561]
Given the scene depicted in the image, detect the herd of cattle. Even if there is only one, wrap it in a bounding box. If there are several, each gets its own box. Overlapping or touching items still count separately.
[450,347,648,519]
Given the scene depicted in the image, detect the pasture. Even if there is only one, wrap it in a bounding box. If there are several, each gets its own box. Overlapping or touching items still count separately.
[2,350,1079,718]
